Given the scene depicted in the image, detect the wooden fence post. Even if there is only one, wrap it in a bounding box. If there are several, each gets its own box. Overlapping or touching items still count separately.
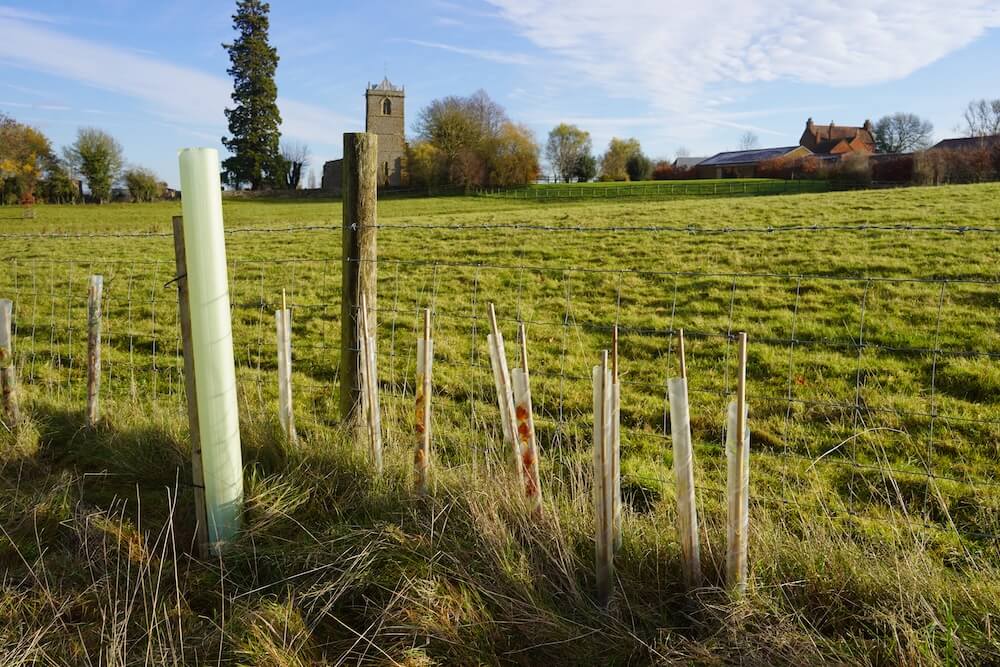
[275,290,297,444]
[593,350,614,605]
[511,323,543,513]
[668,329,702,587]
[172,215,209,558]
[86,275,103,427]
[340,132,378,422]
[726,332,750,595]
[0,299,19,429]
[415,308,432,494]
[486,303,520,479]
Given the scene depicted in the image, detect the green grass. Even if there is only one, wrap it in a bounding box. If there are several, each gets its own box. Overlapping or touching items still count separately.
[1,183,1000,664]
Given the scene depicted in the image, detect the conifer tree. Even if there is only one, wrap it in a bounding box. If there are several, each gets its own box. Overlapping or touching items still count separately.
[221,0,282,190]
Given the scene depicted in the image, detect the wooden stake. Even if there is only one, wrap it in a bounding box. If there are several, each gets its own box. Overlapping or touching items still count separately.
[611,327,622,554]
[0,299,19,429]
[275,298,296,444]
[340,132,378,422]
[678,328,687,380]
[358,293,382,472]
[86,275,103,427]
[415,308,432,494]
[487,303,520,479]
[594,350,614,605]
[512,323,543,513]
[172,216,208,558]
[669,331,702,588]
[727,332,750,595]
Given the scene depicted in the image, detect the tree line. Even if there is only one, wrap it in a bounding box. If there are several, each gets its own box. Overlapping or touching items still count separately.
[0,116,167,205]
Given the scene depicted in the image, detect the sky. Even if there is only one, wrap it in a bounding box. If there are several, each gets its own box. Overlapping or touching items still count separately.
[2,1,1000,188]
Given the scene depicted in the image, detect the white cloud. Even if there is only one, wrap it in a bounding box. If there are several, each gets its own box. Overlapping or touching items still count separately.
[0,5,62,23]
[404,39,535,66]
[0,15,348,147]
[486,0,1000,112]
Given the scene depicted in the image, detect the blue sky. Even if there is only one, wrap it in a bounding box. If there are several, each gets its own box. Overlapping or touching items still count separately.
[2,1,1000,187]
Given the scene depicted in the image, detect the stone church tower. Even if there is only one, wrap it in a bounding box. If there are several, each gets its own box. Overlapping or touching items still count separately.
[365,77,405,186]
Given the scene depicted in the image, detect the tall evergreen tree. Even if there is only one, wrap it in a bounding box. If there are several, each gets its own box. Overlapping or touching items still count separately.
[221,0,282,190]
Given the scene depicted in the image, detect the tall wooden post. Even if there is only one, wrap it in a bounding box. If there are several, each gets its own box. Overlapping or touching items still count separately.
[86,275,103,427]
[0,299,19,428]
[172,216,209,558]
[593,350,614,606]
[340,132,378,422]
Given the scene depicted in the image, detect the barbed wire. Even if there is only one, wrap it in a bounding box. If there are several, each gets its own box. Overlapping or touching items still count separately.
[2,224,998,546]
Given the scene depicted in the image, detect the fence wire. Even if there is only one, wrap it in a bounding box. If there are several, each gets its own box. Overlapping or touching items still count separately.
[2,220,999,550]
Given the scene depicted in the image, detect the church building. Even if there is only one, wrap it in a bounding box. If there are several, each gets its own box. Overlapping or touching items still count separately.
[322,78,406,192]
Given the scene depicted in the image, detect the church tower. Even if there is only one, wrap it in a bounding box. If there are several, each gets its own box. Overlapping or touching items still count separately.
[365,77,405,186]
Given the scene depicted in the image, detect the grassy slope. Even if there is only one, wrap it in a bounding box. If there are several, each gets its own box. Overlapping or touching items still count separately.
[1,184,1000,664]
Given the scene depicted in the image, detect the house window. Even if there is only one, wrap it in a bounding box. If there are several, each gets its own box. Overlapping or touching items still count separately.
[382,98,391,115]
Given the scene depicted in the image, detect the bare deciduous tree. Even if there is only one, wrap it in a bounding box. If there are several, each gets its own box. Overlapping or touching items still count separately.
[279,142,310,189]
[873,113,934,153]
[962,99,1000,138]
[737,132,759,151]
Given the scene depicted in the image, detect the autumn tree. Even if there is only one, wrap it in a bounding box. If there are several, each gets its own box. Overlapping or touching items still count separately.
[545,123,592,182]
[961,98,1000,137]
[600,137,642,181]
[488,123,540,186]
[63,127,123,204]
[873,113,933,153]
[0,113,53,204]
[413,90,539,187]
[221,0,282,190]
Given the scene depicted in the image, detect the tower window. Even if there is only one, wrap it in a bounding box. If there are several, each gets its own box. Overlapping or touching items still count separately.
[382,98,391,115]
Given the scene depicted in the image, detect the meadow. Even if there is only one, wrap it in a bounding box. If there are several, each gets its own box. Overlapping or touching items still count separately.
[1,182,999,664]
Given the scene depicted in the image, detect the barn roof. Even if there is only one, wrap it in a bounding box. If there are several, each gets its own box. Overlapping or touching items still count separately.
[698,146,804,167]
[930,135,1000,151]
[673,156,707,168]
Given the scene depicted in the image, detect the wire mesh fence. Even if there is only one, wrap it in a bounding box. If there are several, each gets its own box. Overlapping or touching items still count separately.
[2,219,999,549]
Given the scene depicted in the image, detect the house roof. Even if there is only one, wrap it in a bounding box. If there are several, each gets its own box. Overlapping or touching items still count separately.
[800,118,875,154]
[698,146,805,167]
[673,157,707,168]
[930,135,1000,151]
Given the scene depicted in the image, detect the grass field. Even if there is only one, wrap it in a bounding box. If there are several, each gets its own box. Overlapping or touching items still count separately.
[1,183,999,664]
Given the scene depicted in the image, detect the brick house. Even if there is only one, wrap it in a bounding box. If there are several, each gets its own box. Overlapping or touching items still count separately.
[799,118,876,155]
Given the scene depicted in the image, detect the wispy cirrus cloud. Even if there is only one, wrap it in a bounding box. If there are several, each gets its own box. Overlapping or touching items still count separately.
[0,12,347,146]
[0,5,62,23]
[404,39,535,66]
[486,0,1000,113]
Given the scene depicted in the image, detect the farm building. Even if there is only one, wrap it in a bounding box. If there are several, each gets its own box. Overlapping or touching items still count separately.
[929,134,1000,152]
[672,156,706,169]
[799,118,875,155]
[695,146,812,178]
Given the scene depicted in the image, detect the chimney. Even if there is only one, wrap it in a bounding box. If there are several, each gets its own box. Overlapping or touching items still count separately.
[806,117,814,131]
[863,119,873,132]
